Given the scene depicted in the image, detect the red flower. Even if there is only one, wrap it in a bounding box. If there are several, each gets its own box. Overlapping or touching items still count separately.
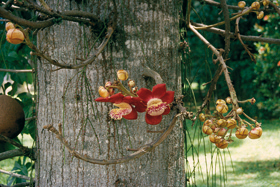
[137,84,174,125]
[95,93,145,120]
[277,61,280,66]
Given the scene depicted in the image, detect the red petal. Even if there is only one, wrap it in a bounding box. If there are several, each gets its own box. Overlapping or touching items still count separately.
[152,84,166,98]
[134,101,147,112]
[95,97,109,102]
[162,107,170,115]
[145,113,162,125]
[161,91,174,104]
[137,88,152,103]
[123,107,137,120]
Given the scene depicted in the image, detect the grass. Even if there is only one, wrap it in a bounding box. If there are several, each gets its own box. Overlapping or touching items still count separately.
[185,119,280,187]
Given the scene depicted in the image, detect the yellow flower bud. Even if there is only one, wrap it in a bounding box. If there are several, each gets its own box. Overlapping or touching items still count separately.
[250,97,256,105]
[5,22,15,31]
[227,118,237,129]
[215,139,228,149]
[263,0,269,6]
[235,127,249,139]
[248,127,262,139]
[117,70,128,81]
[257,11,264,19]
[105,82,114,96]
[128,80,135,87]
[98,86,110,98]
[226,97,232,104]
[209,134,222,143]
[251,2,260,10]
[202,125,213,135]
[6,29,25,44]
[199,113,206,122]
[216,99,226,105]
[216,104,228,114]
[238,1,246,8]
[217,119,227,128]
[236,107,243,115]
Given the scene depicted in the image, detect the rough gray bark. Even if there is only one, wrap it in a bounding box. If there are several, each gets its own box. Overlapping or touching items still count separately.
[36,0,183,186]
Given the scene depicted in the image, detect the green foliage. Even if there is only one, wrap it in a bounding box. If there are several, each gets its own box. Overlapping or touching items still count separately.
[253,13,280,119]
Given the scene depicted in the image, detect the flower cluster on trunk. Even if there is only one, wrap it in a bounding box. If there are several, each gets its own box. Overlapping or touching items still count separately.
[95,83,174,125]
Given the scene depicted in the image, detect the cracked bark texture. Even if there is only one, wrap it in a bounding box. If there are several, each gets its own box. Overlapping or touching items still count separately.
[36,0,183,186]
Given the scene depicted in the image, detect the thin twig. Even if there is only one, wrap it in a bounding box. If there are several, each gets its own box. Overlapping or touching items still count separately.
[193,7,252,30]
[192,65,224,126]
[0,169,30,180]
[235,17,256,62]
[192,22,280,45]
[0,69,34,73]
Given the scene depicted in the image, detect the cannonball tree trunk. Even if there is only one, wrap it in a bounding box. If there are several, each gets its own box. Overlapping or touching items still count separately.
[36,0,184,186]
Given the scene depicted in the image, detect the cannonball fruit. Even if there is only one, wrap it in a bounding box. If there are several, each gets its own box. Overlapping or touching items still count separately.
[0,95,25,139]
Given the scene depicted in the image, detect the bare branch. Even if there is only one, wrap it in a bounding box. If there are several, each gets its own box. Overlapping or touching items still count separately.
[0,148,36,161]
[0,6,54,29]
[192,22,280,45]
[0,135,36,161]
[0,181,35,187]
[220,0,231,58]
[0,169,30,180]
[193,7,252,30]
[0,69,34,73]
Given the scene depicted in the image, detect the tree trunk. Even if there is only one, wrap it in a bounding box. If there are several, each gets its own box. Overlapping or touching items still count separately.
[36,0,183,186]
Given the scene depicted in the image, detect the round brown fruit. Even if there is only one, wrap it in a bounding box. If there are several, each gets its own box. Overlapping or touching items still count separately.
[0,95,25,139]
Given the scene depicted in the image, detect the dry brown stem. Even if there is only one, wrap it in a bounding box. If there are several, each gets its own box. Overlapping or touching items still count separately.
[235,17,256,63]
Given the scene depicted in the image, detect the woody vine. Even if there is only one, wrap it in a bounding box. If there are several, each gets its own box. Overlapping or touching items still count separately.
[1,0,280,166]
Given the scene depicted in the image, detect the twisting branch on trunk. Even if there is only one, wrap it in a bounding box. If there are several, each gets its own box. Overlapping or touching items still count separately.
[43,99,192,165]
[30,27,114,70]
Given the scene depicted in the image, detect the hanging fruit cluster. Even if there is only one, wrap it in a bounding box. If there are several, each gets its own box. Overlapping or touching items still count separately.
[199,98,262,149]
[95,70,175,125]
